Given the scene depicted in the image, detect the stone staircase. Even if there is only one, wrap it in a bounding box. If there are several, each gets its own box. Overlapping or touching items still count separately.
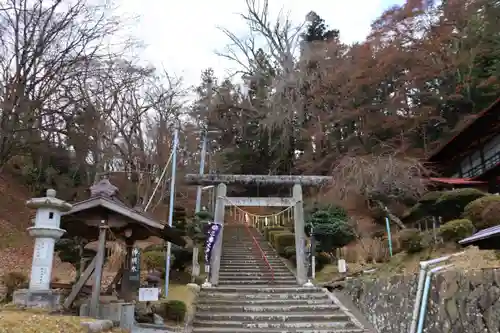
[192,223,368,333]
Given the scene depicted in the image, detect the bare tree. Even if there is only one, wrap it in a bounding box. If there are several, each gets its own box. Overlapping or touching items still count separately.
[0,0,128,167]
[217,0,305,134]
[329,154,431,228]
[64,55,186,205]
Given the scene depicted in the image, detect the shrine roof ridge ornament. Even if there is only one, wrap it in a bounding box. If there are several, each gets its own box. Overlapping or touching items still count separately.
[184,174,333,186]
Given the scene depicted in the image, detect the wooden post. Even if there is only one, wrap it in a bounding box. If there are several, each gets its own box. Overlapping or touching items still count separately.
[293,184,307,285]
[63,256,97,309]
[89,220,108,317]
[120,238,134,301]
[209,183,226,286]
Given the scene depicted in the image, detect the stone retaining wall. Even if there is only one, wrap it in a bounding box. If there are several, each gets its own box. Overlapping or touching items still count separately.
[344,268,500,333]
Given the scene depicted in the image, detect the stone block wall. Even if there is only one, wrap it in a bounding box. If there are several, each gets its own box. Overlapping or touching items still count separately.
[344,268,500,333]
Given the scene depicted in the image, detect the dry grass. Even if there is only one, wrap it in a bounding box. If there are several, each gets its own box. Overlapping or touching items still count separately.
[316,244,500,283]
[0,308,126,333]
[342,237,395,264]
[450,246,500,270]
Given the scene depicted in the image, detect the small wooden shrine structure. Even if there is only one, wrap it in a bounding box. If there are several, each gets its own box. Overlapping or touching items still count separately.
[61,178,188,317]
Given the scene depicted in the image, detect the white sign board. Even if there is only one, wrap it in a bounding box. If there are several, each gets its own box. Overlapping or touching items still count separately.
[225,197,296,207]
[338,259,347,273]
[139,288,159,302]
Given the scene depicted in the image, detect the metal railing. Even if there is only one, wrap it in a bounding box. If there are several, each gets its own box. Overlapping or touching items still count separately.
[243,221,275,282]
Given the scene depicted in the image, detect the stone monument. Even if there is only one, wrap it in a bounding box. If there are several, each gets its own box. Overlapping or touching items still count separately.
[13,189,72,309]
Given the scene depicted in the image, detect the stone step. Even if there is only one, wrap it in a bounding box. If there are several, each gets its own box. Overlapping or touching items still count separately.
[221,253,283,262]
[222,248,275,252]
[219,266,290,271]
[192,318,357,329]
[219,271,294,277]
[221,255,281,259]
[222,254,281,258]
[196,298,332,306]
[222,247,275,252]
[195,303,339,313]
[219,267,290,272]
[220,259,284,266]
[219,267,291,272]
[201,286,324,293]
[192,328,366,333]
[219,275,296,281]
[220,260,287,264]
[218,281,297,286]
[195,312,350,322]
[223,242,272,245]
[199,291,328,300]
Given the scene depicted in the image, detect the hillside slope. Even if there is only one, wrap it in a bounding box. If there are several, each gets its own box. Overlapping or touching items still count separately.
[0,173,74,280]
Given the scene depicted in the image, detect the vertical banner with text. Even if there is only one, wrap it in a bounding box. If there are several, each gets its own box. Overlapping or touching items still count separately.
[129,247,141,290]
[204,222,222,271]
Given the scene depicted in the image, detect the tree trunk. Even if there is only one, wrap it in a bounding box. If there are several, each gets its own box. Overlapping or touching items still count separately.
[375,200,406,230]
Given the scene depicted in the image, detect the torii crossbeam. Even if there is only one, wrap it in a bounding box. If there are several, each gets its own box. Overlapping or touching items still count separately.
[184,174,333,186]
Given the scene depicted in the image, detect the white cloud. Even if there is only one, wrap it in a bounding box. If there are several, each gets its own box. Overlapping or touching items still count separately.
[116,0,405,88]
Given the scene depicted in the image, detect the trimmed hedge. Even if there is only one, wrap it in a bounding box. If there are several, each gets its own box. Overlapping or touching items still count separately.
[434,188,486,221]
[273,232,295,255]
[264,227,285,241]
[269,230,287,245]
[283,246,296,259]
[156,300,187,323]
[438,219,474,243]
[463,195,500,229]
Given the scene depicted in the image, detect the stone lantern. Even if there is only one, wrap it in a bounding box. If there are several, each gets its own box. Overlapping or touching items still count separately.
[13,189,72,309]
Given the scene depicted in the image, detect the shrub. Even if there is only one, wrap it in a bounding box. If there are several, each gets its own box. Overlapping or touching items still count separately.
[398,228,424,253]
[434,188,486,221]
[274,232,295,255]
[402,203,425,222]
[289,255,297,267]
[157,300,187,323]
[1,271,27,302]
[480,202,500,230]
[305,205,355,252]
[171,245,192,271]
[143,251,166,274]
[463,195,500,229]
[438,219,474,243]
[419,191,444,204]
[315,252,331,272]
[269,230,287,244]
[313,222,355,252]
[264,227,285,241]
[283,246,296,259]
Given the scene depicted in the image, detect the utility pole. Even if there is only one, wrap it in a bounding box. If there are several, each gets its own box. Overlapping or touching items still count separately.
[195,132,208,213]
[195,80,213,214]
[164,126,179,297]
[192,80,213,283]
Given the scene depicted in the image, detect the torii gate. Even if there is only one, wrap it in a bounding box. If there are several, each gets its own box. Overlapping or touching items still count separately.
[185,174,332,286]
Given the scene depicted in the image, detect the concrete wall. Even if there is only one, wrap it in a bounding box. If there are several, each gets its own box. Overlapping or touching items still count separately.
[344,269,500,333]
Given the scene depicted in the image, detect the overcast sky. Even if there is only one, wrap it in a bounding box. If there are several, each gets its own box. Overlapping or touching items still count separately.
[117,0,405,89]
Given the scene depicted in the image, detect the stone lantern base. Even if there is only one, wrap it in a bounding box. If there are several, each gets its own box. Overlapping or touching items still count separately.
[13,289,65,310]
